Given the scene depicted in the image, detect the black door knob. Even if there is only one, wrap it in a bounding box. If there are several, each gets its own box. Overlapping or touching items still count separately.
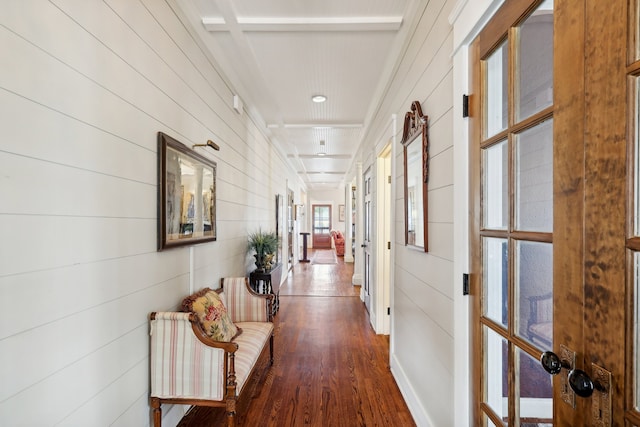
[540,351,597,399]
[540,351,563,375]
[568,369,595,398]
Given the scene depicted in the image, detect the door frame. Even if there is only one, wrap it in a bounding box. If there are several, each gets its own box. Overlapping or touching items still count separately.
[373,143,393,334]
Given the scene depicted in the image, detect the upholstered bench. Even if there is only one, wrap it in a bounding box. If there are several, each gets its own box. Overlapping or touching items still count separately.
[149,277,274,427]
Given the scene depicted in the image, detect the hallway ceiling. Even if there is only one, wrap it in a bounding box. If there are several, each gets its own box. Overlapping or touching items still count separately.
[174,0,416,190]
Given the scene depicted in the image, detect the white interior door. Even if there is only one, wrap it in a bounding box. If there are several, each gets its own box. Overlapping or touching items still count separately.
[363,167,372,312]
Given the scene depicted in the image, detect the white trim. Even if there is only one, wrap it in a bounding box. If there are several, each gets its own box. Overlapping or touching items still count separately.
[450,1,505,426]
[450,0,506,56]
[453,47,472,426]
[390,353,434,427]
[352,273,363,286]
[344,180,355,263]
[202,16,404,32]
[352,163,364,287]
[390,114,397,352]
[374,144,392,335]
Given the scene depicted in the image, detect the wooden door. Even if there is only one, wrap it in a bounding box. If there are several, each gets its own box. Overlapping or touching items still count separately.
[552,0,626,424]
[312,204,331,248]
[626,3,640,424]
[470,0,634,425]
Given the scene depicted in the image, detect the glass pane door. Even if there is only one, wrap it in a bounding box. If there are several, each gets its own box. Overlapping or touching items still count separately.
[478,1,554,425]
[312,204,331,248]
[630,31,640,423]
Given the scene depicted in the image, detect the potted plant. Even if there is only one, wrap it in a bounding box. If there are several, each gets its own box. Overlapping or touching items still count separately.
[247,229,278,272]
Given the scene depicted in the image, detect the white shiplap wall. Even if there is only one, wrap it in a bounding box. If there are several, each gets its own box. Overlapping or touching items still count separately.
[352,0,457,425]
[0,1,300,426]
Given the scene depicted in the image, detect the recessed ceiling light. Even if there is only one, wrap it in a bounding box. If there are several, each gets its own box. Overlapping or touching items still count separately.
[312,95,327,103]
[317,139,327,156]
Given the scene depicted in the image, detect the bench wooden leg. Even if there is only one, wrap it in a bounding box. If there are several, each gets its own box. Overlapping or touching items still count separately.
[226,410,236,427]
[269,334,274,365]
[150,397,162,427]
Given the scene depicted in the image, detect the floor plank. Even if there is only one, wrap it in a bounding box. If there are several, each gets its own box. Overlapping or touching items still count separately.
[177,250,415,426]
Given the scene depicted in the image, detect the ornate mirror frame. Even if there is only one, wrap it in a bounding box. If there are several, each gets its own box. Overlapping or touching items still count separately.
[401,100,429,251]
[158,132,217,251]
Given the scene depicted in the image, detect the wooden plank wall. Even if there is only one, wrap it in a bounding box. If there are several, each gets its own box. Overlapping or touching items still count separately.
[351,0,457,425]
[0,1,300,425]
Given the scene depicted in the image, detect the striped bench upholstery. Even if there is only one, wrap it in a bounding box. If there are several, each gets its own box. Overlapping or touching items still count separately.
[232,321,274,392]
[150,312,227,400]
[222,277,270,322]
[149,277,274,427]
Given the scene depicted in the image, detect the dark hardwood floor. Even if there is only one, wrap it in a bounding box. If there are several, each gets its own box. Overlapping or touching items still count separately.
[178,250,415,427]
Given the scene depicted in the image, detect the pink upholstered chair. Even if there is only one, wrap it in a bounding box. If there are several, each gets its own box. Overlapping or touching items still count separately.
[330,230,345,257]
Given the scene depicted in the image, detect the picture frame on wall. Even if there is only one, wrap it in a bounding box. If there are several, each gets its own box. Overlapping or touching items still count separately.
[157,132,217,251]
[339,204,345,222]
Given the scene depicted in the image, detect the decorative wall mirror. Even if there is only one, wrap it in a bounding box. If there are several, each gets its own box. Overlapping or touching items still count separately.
[158,132,216,250]
[401,101,429,251]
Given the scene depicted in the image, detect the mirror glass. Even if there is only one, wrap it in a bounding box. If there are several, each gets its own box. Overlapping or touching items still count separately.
[406,138,424,247]
[401,101,429,251]
[158,132,216,250]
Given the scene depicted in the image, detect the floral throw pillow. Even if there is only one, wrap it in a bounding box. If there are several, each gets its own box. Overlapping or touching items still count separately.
[182,288,238,342]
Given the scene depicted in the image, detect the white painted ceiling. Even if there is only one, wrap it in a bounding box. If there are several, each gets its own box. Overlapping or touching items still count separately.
[175,0,416,190]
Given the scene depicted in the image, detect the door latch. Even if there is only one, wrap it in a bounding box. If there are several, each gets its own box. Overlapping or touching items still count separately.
[559,344,576,408]
[540,345,612,426]
[590,363,612,427]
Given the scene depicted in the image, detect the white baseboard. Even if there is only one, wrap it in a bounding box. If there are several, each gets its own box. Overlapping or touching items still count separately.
[390,353,433,427]
[352,273,362,285]
[161,403,190,427]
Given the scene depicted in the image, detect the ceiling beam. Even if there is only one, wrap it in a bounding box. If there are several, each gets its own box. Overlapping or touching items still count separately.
[289,154,352,159]
[267,123,363,129]
[202,16,403,32]
[301,171,346,175]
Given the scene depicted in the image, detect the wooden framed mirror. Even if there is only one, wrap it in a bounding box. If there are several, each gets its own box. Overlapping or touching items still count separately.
[401,101,429,251]
[157,132,217,250]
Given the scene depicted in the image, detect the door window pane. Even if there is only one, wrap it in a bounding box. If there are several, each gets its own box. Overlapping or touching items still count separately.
[484,141,508,230]
[516,347,553,426]
[484,237,508,328]
[516,0,554,120]
[635,77,640,235]
[485,326,509,420]
[631,0,640,60]
[515,241,553,349]
[635,252,640,410]
[313,206,330,233]
[515,119,553,232]
[484,414,502,427]
[485,42,508,138]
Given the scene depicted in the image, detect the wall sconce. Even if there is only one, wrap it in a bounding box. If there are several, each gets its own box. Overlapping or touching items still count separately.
[192,140,220,151]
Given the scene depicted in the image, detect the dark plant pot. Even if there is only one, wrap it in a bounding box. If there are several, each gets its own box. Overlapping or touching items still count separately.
[254,253,266,272]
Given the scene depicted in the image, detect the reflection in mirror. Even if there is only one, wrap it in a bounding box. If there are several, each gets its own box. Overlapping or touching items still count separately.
[158,132,216,250]
[401,101,429,251]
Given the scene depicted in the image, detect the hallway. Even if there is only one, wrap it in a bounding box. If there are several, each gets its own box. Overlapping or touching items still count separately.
[178,251,415,426]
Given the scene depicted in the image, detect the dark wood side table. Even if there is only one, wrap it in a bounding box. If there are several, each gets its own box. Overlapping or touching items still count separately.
[300,232,311,262]
[249,263,282,315]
